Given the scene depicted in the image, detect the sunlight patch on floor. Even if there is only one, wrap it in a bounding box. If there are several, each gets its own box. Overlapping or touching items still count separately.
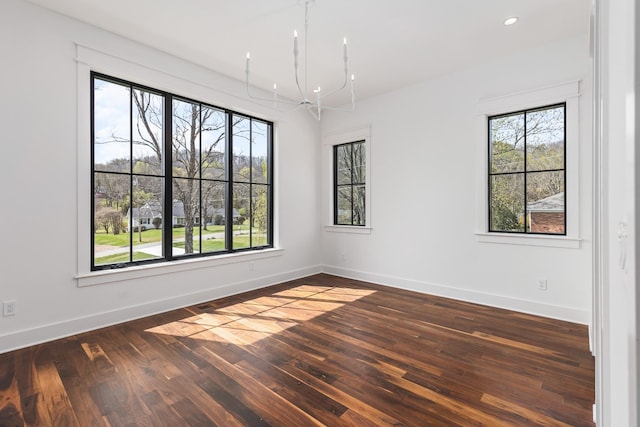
[146,285,376,345]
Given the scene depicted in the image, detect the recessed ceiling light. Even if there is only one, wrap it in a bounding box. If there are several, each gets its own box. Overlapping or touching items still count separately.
[504,17,519,26]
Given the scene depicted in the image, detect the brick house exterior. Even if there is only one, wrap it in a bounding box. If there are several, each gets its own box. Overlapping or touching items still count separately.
[527,192,565,234]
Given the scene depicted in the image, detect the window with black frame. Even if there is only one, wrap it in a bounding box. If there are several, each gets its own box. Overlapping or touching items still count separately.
[488,103,566,235]
[91,73,273,271]
[334,140,366,226]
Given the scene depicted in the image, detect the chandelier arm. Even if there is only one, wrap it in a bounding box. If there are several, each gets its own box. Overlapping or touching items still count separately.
[318,75,348,100]
[317,72,354,109]
[246,78,300,106]
[247,92,301,106]
[293,66,307,102]
[318,104,355,112]
[317,80,355,113]
[307,107,320,120]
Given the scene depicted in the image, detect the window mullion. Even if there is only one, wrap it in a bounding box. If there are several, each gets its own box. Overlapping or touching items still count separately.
[163,94,173,260]
[523,111,528,233]
[333,145,338,225]
[267,123,274,245]
[129,83,134,263]
[351,144,355,225]
[487,114,492,232]
[226,112,233,251]
[198,103,203,253]
[563,105,567,233]
[249,119,253,248]
[90,75,96,267]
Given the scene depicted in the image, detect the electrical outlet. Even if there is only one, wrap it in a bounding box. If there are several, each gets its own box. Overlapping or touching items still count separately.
[3,300,16,316]
[537,279,548,291]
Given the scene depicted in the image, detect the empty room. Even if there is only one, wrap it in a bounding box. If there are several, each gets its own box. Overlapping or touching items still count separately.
[0,0,637,425]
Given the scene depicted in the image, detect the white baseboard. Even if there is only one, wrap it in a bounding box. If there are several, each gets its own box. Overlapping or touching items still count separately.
[322,265,591,325]
[1,264,590,354]
[0,265,322,354]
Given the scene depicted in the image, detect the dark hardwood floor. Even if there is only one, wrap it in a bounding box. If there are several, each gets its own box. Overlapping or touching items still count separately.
[0,274,595,426]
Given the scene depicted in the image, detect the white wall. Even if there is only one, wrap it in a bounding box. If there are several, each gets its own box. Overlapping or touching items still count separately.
[321,36,593,324]
[0,0,322,352]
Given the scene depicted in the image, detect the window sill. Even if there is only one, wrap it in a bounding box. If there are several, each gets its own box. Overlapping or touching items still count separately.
[475,232,581,249]
[324,225,372,235]
[76,248,284,287]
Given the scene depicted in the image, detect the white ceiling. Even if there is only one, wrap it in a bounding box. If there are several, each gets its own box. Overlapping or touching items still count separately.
[26,0,591,106]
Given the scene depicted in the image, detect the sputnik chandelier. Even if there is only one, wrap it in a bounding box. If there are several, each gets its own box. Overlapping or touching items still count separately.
[245,0,355,120]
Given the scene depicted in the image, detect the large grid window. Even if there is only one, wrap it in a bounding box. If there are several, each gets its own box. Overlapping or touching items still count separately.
[488,103,566,235]
[91,73,273,271]
[334,141,366,226]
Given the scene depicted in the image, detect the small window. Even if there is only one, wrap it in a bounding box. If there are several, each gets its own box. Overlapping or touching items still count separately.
[488,103,566,235]
[334,141,366,226]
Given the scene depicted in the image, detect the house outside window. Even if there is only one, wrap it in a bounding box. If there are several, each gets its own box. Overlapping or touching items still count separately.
[91,73,273,271]
[334,141,366,226]
[488,103,566,235]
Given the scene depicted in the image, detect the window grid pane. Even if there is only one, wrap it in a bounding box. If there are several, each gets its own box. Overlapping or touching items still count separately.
[490,174,525,232]
[93,172,131,267]
[233,183,251,249]
[251,184,269,246]
[172,178,200,256]
[201,180,227,253]
[93,79,131,174]
[252,121,269,184]
[526,171,565,234]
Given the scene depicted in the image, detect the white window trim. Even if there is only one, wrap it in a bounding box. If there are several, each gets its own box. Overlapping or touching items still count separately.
[75,44,281,287]
[322,125,372,234]
[76,248,283,288]
[475,81,581,249]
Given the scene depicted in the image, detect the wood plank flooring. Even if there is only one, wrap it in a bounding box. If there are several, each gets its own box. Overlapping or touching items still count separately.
[0,274,595,426]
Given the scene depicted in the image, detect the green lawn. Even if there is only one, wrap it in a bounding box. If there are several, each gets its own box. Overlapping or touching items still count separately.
[172,234,266,252]
[94,226,265,265]
[173,235,249,252]
[94,251,157,265]
[94,225,234,247]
